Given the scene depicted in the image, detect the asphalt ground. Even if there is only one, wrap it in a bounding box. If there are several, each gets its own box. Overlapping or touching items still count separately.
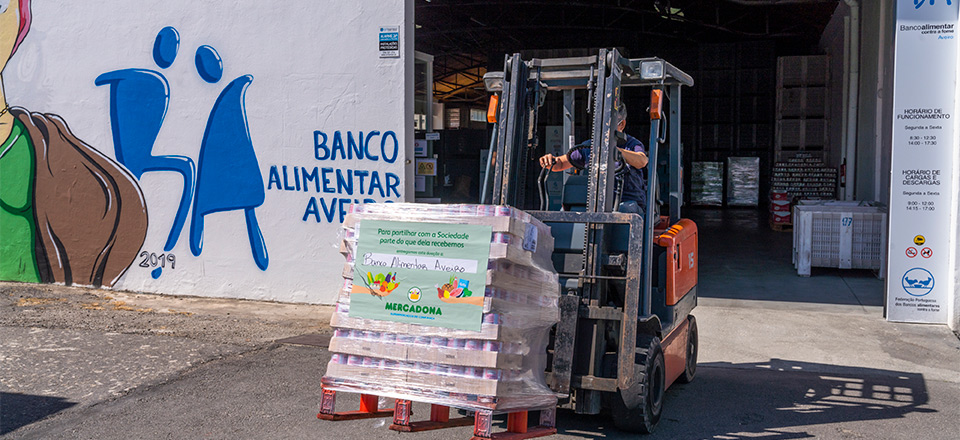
[1,280,958,439]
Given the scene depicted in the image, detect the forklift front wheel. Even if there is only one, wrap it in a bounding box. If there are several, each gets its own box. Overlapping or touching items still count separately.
[676,315,698,384]
[612,335,665,434]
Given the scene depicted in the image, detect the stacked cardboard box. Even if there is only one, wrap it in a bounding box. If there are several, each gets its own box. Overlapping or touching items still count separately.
[769,190,793,228]
[769,153,837,228]
[770,153,837,200]
[323,204,560,412]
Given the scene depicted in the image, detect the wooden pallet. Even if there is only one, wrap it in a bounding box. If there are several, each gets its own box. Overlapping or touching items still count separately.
[318,385,557,440]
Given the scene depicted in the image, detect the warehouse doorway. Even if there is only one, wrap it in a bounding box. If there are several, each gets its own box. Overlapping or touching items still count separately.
[414,0,890,310]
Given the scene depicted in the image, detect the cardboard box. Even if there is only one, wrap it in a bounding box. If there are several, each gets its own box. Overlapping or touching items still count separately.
[770,202,791,212]
[329,336,523,369]
[770,211,792,224]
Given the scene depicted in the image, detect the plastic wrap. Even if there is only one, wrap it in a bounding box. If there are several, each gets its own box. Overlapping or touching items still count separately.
[322,203,560,412]
[691,162,723,206]
[726,157,760,207]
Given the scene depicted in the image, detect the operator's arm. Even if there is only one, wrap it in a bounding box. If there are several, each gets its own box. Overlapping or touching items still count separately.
[539,153,575,172]
[617,148,648,169]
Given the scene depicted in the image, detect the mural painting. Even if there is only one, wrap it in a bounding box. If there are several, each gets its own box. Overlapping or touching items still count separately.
[0,0,147,287]
[2,0,408,303]
[96,26,269,275]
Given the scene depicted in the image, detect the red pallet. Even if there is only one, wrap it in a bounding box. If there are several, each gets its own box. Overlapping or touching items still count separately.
[316,386,392,421]
[318,386,556,439]
[471,407,556,440]
[389,399,473,432]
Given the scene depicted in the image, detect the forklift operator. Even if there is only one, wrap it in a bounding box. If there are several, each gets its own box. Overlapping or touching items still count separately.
[537,103,649,215]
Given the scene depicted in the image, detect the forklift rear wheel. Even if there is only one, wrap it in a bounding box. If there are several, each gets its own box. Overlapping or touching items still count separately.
[676,315,698,384]
[612,335,664,434]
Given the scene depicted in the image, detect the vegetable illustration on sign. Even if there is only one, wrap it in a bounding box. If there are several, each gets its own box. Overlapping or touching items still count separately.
[358,271,399,299]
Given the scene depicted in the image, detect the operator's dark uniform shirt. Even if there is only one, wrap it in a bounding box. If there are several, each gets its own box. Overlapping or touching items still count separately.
[567,134,647,211]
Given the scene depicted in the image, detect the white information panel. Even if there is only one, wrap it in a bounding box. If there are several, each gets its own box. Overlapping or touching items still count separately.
[886,0,959,323]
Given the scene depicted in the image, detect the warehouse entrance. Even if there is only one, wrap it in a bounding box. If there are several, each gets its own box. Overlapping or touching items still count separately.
[412,0,889,310]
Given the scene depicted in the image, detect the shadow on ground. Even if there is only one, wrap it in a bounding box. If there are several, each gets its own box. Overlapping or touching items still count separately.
[0,393,77,435]
[554,358,934,439]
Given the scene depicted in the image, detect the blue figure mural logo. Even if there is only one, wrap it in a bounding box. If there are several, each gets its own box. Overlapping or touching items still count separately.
[191,45,268,271]
[95,27,194,256]
[901,268,934,297]
[915,0,952,8]
[96,26,268,278]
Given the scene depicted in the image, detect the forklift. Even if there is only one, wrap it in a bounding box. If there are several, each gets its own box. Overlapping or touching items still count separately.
[481,49,699,433]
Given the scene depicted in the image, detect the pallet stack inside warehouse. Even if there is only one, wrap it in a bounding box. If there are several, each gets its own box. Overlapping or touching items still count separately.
[726,157,760,207]
[691,162,724,206]
[769,153,838,230]
[775,55,829,162]
[323,203,560,412]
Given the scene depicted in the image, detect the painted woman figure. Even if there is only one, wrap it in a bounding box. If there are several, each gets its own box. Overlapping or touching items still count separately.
[0,0,147,287]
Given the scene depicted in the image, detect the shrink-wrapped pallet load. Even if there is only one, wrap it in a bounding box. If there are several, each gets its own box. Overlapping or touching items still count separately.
[726,157,760,207]
[691,161,724,206]
[322,204,560,412]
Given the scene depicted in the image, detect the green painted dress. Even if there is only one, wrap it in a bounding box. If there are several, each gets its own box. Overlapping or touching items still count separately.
[0,118,42,282]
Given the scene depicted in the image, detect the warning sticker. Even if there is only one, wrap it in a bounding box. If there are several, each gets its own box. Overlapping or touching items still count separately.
[379,26,400,58]
[906,247,918,258]
[921,247,933,259]
[913,235,925,246]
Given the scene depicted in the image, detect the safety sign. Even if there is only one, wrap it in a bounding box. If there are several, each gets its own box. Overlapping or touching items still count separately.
[379,26,400,58]
[920,247,933,259]
[906,247,918,258]
[914,235,925,246]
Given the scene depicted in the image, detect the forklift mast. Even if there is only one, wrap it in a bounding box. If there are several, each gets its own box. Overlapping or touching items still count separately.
[483,49,695,418]
[486,49,692,219]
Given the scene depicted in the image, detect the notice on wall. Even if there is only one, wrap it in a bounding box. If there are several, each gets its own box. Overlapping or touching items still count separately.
[414,176,426,192]
[886,1,959,323]
[349,221,492,331]
[416,158,437,176]
[379,26,400,58]
[414,139,427,157]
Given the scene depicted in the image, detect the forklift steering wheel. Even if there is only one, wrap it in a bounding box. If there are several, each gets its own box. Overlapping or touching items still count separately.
[566,142,627,174]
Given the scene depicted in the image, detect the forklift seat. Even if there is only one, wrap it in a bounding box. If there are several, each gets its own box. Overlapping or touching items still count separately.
[560,173,588,211]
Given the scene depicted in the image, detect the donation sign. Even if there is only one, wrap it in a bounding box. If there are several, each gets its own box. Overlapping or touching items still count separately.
[349,221,492,331]
[886,0,959,323]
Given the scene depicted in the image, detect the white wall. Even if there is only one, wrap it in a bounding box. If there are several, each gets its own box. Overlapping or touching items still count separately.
[855,0,882,203]
[820,2,847,171]
[4,0,411,304]
[820,0,895,204]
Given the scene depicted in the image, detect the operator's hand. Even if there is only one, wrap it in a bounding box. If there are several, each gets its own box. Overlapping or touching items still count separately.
[539,154,559,169]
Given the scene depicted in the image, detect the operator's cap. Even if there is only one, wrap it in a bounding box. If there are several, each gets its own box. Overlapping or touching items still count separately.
[615,102,628,128]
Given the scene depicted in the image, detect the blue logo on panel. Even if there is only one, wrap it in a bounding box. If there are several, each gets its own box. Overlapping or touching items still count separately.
[901,268,935,296]
[915,0,953,9]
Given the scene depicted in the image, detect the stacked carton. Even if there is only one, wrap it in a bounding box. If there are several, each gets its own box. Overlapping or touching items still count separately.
[770,153,837,200]
[323,204,560,412]
[769,153,838,228]
[769,190,793,228]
